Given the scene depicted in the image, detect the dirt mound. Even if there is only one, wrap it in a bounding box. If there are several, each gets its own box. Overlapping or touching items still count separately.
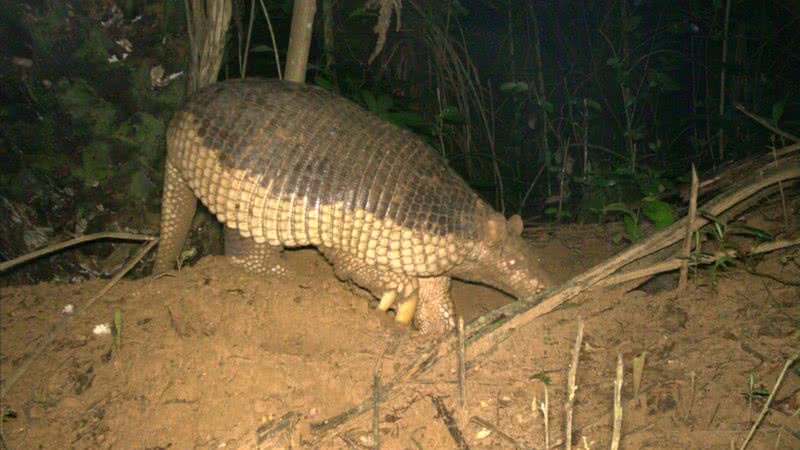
[1,222,797,449]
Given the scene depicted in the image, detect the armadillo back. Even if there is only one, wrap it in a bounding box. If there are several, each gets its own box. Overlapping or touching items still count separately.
[167,79,488,276]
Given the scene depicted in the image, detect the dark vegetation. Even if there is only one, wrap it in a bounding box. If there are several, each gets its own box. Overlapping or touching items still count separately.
[1,0,798,280]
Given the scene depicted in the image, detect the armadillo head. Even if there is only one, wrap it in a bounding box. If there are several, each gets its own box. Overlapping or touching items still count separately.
[452,213,548,299]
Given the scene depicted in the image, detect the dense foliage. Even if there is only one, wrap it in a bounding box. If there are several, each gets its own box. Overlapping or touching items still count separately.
[1,0,797,252]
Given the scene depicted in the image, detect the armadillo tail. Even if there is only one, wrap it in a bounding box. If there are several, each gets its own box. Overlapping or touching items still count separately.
[153,158,198,273]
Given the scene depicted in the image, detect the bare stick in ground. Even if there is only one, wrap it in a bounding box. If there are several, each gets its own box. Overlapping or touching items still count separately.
[372,371,380,449]
[457,317,467,416]
[679,166,699,291]
[255,412,301,447]
[0,238,158,398]
[372,337,392,450]
[431,396,470,450]
[539,383,550,449]
[0,232,156,272]
[739,351,799,450]
[565,319,584,450]
[772,144,790,231]
[610,354,624,450]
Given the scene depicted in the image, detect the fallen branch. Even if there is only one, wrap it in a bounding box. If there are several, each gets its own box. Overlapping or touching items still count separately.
[596,238,800,287]
[0,232,157,272]
[679,166,699,290]
[464,155,799,360]
[0,238,158,398]
[733,103,800,143]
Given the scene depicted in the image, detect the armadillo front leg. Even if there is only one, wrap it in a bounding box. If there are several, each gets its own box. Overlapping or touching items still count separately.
[320,248,455,334]
[224,228,287,276]
[415,277,456,335]
[320,248,421,325]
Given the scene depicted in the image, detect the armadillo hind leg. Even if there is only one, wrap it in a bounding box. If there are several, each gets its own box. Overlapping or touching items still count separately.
[414,277,456,335]
[320,248,422,326]
[224,227,287,276]
[153,159,198,274]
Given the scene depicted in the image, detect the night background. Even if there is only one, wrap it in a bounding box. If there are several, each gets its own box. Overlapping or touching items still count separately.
[0,1,798,448]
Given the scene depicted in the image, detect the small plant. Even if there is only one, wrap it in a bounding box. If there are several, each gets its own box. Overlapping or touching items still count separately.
[578,165,677,242]
[176,247,198,271]
[358,89,426,131]
[600,194,674,244]
[113,310,122,354]
[687,213,773,286]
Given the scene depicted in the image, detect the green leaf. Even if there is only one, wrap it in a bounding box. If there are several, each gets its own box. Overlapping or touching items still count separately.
[625,15,642,32]
[113,310,122,352]
[375,94,393,114]
[585,99,602,111]
[531,372,552,385]
[128,170,153,201]
[499,81,529,94]
[771,99,786,123]
[73,142,114,185]
[650,71,680,92]
[623,214,641,241]
[249,45,274,53]
[384,111,425,128]
[603,202,635,217]
[438,106,464,124]
[133,113,165,163]
[314,76,336,92]
[361,91,394,114]
[641,197,673,229]
[57,79,117,137]
[361,90,377,112]
[730,225,773,242]
[539,99,555,114]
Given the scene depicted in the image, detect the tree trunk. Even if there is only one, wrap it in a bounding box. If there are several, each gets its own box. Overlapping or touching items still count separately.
[185,0,232,92]
[284,0,317,83]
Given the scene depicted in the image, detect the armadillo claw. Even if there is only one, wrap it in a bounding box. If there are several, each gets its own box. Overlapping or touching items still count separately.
[378,290,398,311]
[394,294,419,324]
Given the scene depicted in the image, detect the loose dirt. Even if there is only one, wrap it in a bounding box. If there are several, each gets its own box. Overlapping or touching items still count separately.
[1,211,798,449]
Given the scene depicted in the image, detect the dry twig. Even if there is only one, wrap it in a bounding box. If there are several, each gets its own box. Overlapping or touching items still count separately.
[565,319,584,450]
[679,166,699,290]
[0,232,156,272]
[431,396,470,450]
[598,238,800,287]
[255,412,301,447]
[610,354,624,450]
[739,351,800,450]
[733,103,800,143]
[457,317,467,415]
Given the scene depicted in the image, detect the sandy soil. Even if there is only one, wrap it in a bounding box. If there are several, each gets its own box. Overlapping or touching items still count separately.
[1,210,798,449]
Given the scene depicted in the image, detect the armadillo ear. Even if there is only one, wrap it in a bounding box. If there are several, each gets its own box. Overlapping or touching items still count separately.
[508,215,524,236]
[486,213,507,243]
